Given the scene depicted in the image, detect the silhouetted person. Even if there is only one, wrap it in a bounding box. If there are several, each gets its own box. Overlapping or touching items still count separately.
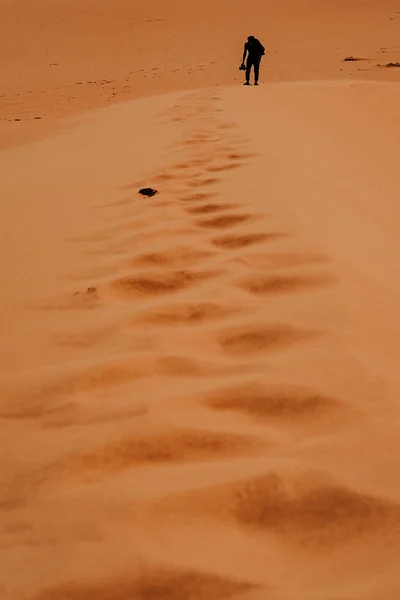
[241,35,265,86]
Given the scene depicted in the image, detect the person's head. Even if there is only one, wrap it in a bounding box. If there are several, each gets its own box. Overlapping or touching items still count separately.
[247,35,255,42]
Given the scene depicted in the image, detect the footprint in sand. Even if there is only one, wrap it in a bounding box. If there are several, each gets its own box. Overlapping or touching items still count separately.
[212,232,286,250]
[56,428,259,480]
[223,151,259,161]
[235,273,334,296]
[135,302,239,327]
[185,177,220,188]
[206,162,246,173]
[184,203,238,215]
[180,138,219,148]
[132,247,216,269]
[154,354,260,378]
[237,251,327,271]
[200,381,342,424]
[179,192,218,203]
[32,566,257,600]
[161,472,400,551]
[217,323,318,355]
[172,158,211,171]
[195,214,252,230]
[152,172,177,183]
[110,269,222,298]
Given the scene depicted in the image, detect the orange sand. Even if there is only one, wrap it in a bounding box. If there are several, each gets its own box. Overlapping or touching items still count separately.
[1,1,400,599]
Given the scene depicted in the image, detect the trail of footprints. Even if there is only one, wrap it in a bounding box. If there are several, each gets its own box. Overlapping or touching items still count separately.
[10,92,400,599]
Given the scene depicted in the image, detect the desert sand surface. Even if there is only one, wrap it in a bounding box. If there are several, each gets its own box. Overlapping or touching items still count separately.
[2,1,400,600]
[1,0,400,148]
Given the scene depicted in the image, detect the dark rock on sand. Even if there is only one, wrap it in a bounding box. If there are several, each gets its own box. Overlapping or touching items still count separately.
[139,187,158,197]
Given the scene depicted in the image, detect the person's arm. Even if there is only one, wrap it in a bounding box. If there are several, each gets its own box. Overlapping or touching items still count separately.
[242,43,247,65]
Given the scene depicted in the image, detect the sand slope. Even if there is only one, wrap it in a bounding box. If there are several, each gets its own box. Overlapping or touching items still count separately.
[2,81,400,599]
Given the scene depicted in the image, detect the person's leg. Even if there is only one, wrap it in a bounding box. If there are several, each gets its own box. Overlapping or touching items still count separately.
[254,59,260,84]
[245,57,252,84]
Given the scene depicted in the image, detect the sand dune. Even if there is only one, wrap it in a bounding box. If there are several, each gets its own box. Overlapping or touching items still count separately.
[1,0,400,148]
[2,1,400,599]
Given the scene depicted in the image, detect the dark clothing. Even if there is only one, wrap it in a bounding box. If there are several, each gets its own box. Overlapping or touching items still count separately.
[246,56,260,83]
[242,37,265,83]
[244,38,265,60]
